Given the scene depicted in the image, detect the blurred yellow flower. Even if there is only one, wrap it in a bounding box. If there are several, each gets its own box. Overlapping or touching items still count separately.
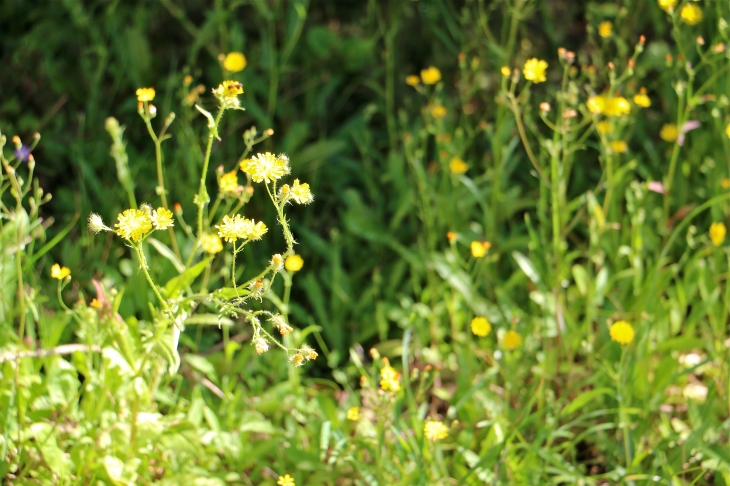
[431,105,447,118]
[346,407,360,421]
[598,21,612,38]
[587,95,606,114]
[596,121,612,134]
[449,156,468,174]
[502,330,523,350]
[424,420,449,441]
[380,365,401,391]
[500,66,511,77]
[725,123,730,139]
[446,231,457,242]
[223,52,247,72]
[136,87,155,102]
[657,0,677,13]
[115,209,152,242]
[523,58,548,83]
[201,234,223,254]
[660,123,679,142]
[406,75,420,86]
[633,88,651,108]
[722,179,730,189]
[277,474,295,486]
[216,214,267,243]
[420,66,442,84]
[50,263,70,280]
[219,170,240,194]
[242,152,291,183]
[151,207,174,230]
[605,97,630,116]
[90,298,102,309]
[610,141,628,153]
[680,4,702,25]
[609,320,635,345]
[471,240,491,257]
[710,222,726,247]
[290,179,314,204]
[285,254,304,272]
[471,317,491,337]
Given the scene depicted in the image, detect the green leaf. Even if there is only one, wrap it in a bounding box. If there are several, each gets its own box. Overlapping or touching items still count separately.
[560,387,613,416]
[184,314,233,326]
[163,258,211,298]
[512,251,541,284]
[147,237,185,272]
[656,336,705,352]
[572,264,588,295]
[184,354,218,382]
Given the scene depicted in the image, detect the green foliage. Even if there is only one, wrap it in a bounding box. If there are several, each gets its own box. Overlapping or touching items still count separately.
[3,0,730,484]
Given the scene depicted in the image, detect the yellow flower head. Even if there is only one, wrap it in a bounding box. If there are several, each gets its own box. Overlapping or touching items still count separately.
[610,140,628,153]
[136,87,155,102]
[725,123,730,139]
[660,123,679,142]
[115,209,152,242]
[587,95,606,115]
[598,21,613,38]
[290,179,314,204]
[500,66,511,77]
[658,0,677,13]
[50,263,70,280]
[380,365,401,391]
[722,178,730,190]
[449,157,468,174]
[710,222,726,247]
[223,52,247,72]
[290,353,305,367]
[277,474,295,486]
[285,254,304,272]
[215,214,268,243]
[680,4,702,25]
[605,97,631,116]
[151,207,174,230]
[633,88,651,108]
[219,170,240,194]
[420,66,442,85]
[471,240,491,258]
[502,330,523,350]
[213,81,244,108]
[346,406,360,421]
[406,75,420,86]
[201,234,223,254]
[523,58,548,83]
[471,317,491,337]
[424,420,449,442]
[431,105,447,118]
[609,320,635,345]
[242,152,291,183]
[596,121,612,134]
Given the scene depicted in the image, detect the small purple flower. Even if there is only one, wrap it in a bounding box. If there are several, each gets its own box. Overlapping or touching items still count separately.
[14,145,30,162]
[678,120,701,147]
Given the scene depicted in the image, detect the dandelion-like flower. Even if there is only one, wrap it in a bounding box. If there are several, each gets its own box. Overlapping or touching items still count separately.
[115,209,152,242]
[241,152,291,183]
[587,95,606,114]
[449,157,468,174]
[660,124,679,142]
[657,0,677,13]
[609,320,635,345]
[151,207,174,230]
[523,58,548,83]
[633,88,651,108]
[431,105,447,118]
[722,179,730,190]
[213,80,244,109]
[500,66,511,77]
[271,254,284,269]
[216,214,268,243]
[201,234,223,254]
[471,317,491,337]
[285,254,304,272]
[346,406,360,421]
[136,87,155,102]
[610,141,628,153]
[219,170,240,194]
[254,338,269,355]
[598,21,612,38]
[471,240,491,258]
[405,75,420,86]
[680,4,702,25]
[88,213,111,234]
[300,345,318,361]
[290,353,305,367]
[502,330,523,350]
[424,420,449,442]
[380,365,401,392]
[710,222,726,247]
[725,123,730,139]
[289,179,314,204]
[50,263,70,280]
[596,121,612,134]
[420,66,442,84]
[277,474,295,486]
[223,52,247,72]
[605,97,630,116]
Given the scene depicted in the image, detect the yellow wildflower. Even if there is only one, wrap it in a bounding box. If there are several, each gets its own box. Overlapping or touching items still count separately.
[722,179,730,189]
[277,474,295,486]
[242,152,291,183]
[420,66,442,84]
[136,87,155,102]
[502,330,523,350]
[431,105,447,118]
[449,157,468,174]
[710,222,726,247]
[609,320,635,345]
[290,179,314,204]
[380,365,401,392]
[633,88,651,108]
[680,4,702,25]
[596,121,612,134]
[471,240,491,258]
[285,254,304,272]
[213,80,244,109]
[201,234,223,254]
[471,317,491,337]
[223,52,247,72]
[406,75,420,86]
[598,21,613,38]
[290,353,305,367]
[219,170,240,194]
[523,58,548,83]
[90,299,102,309]
[610,141,628,153]
[658,0,677,13]
[500,66,511,77]
[725,123,730,139]
[151,207,174,230]
[346,407,360,421]
[424,420,449,442]
[50,263,71,280]
[587,95,606,115]
[605,97,630,116]
[215,214,268,243]
[660,124,679,142]
[115,209,152,242]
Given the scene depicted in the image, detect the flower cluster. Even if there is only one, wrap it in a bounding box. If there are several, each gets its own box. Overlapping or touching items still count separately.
[424,420,449,442]
[215,214,267,243]
[88,206,174,243]
[213,80,244,109]
[50,263,71,280]
[289,345,318,367]
[280,179,314,205]
[587,95,631,116]
[380,364,400,391]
